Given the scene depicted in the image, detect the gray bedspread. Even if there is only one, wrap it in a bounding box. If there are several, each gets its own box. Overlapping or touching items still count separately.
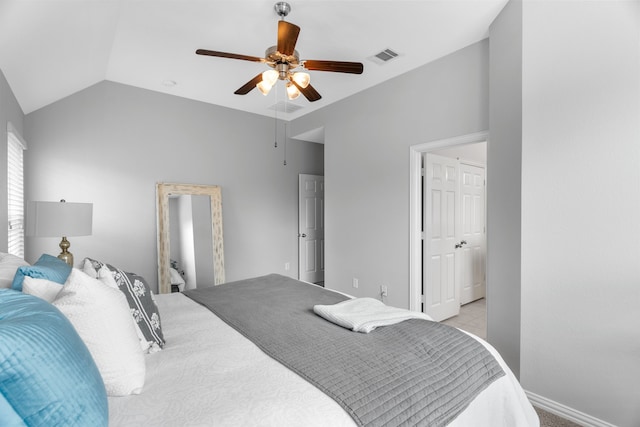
[183,274,504,427]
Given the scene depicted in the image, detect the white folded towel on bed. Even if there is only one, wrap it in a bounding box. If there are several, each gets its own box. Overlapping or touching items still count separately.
[313,297,432,333]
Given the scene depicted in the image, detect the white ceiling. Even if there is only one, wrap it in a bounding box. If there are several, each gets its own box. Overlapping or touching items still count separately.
[0,0,508,121]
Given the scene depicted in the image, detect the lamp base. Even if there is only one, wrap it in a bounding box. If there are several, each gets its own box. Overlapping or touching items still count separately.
[58,237,74,267]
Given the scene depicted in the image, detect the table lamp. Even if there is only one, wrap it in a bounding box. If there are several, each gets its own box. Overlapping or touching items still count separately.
[26,199,93,266]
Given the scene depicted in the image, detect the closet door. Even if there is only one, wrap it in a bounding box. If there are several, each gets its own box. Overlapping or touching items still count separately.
[298,174,324,284]
[459,163,486,304]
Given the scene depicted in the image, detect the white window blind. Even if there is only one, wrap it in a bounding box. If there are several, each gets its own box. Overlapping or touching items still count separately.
[7,124,26,258]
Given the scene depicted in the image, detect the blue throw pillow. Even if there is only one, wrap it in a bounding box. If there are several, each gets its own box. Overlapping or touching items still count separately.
[10,254,71,291]
[0,393,25,427]
[0,290,108,427]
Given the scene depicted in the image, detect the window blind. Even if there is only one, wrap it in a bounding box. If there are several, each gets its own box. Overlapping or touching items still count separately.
[7,125,26,258]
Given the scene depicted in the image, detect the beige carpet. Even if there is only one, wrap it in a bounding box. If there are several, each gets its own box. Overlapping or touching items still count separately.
[536,406,582,427]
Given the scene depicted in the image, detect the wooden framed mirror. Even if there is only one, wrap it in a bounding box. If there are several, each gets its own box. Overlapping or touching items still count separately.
[156,183,225,294]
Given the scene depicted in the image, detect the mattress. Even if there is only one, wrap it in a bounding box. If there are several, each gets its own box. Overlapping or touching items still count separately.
[108,287,539,426]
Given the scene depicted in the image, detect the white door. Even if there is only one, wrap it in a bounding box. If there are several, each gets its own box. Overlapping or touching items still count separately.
[423,154,460,321]
[298,174,324,283]
[459,163,486,304]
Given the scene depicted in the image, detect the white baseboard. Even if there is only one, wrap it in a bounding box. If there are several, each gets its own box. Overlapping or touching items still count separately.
[526,391,618,427]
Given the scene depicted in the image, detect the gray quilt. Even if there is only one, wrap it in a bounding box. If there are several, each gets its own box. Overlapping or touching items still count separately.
[184,274,504,427]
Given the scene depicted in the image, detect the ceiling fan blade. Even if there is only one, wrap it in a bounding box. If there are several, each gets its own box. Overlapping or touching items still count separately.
[291,80,321,102]
[277,21,300,56]
[196,49,264,63]
[303,60,364,74]
[234,74,263,95]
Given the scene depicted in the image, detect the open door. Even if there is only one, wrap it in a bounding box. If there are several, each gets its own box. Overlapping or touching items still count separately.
[459,163,486,304]
[423,154,461,321]
[298,174,324,284]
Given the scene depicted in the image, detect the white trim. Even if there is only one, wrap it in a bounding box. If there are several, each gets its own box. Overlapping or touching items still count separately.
[408,131,488,312]
[527,391,617,427]
[7,122,27,150]
[408,144,422,311]
[459,159,485,169]
[410,131,489,153]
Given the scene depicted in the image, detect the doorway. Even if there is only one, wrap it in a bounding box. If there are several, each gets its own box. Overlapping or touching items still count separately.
[409,132,488,324]
[298,174,325,284]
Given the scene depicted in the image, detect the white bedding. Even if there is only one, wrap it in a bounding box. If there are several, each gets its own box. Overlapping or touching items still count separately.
[108,292,539,426]
[313,297,432,333]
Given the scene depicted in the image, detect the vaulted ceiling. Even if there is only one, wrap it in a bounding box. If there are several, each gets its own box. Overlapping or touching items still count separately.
[0,0,508,120]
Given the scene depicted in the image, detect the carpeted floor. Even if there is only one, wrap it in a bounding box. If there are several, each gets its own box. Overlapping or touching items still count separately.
[536,406,582,427]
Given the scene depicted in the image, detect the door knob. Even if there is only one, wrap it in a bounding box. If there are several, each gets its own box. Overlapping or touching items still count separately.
[455,240,467,249]
[299,233,307,238]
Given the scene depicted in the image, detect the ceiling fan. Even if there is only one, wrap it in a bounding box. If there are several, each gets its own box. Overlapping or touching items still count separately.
[196,2,363,102]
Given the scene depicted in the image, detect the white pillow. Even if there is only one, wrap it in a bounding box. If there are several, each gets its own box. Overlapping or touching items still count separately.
[22,276,63,302]
[96,264,151,353]
[170,268,185,286]
[53,268,145,396]
[96,264,118,288]
[81,258,99,279]
[0,252,29,288]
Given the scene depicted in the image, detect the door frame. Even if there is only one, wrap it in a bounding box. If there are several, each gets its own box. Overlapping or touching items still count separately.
[409,131,488,312]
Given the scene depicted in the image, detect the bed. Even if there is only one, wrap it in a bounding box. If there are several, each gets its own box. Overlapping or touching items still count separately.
[0,253,539,427]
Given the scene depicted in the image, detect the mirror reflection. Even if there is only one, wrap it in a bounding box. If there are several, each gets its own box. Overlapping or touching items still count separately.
[157,183,225,294]
[168,195,215,291]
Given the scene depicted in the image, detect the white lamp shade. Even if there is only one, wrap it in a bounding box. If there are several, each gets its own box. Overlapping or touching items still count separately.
[26,201,93,237]
[262,69,278,86]
[286,82,301,100]
[291,72,310,88]
[256,80,273,96]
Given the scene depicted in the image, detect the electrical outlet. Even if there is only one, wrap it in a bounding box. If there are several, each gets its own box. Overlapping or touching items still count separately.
[284,262,290,271]
[352,278,359,289]
[380,285,388,297]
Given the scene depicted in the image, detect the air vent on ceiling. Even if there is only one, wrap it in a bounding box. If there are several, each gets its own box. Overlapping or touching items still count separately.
[268,101,304,114]
[368,48,400,65]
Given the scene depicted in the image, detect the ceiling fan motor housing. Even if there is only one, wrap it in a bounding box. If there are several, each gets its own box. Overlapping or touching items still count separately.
[276,63,290,80]
[264,46,300,79]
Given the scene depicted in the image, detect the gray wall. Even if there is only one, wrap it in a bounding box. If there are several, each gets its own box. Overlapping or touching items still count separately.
[24,81,323,292]
[192,195,216,287]
[0,69,25,251]
[487,0,523,379]
[292,41,489,309]
[518,1,640,426]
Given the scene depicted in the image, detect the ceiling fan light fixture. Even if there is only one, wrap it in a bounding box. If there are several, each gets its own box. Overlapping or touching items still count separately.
[291,72,310,88]
[196,1,362,103]
[286,82,301,100]
[262,69,279,86]
[257,80,273,96]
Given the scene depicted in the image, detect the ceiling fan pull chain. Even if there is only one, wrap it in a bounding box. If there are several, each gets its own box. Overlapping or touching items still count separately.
[283,122,287,166]
[273,116,278,148]
[274,83,279,148]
